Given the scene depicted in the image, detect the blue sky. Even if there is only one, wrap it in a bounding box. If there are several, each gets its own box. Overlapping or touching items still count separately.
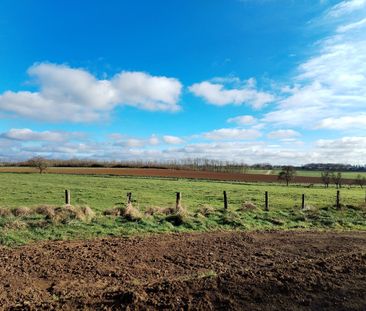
[0,0,365,164]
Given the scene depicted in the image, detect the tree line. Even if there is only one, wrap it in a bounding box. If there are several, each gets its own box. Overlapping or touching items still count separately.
[2,157,366,188]
[277,166,366,188]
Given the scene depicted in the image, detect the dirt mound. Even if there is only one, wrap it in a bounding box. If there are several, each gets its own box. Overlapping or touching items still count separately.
[0,231,365,310]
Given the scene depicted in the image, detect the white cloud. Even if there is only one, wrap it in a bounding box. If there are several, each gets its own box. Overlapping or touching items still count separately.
[163,135,184,144]
[264,2,366,129]
[203,128,261,140]
[327,0,366,17]
[0,128,364,165]
[227,115,257,125]
[189,80,274,109]
[313,136,366,164]
[337,17,366,32]
[316,114,366,129]
[112,71,182,111]
[267,129,301,139]
[0,63,182,122]
[148,135,160,145]
[316,136,366,148]
[0,128,81,142]
[113,134,161,148]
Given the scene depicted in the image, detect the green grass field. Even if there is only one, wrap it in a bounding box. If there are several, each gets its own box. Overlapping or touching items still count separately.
[0,173,365,246]
[246,169,366,179]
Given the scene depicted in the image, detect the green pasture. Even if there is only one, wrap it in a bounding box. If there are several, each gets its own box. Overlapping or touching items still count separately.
[0,173,365,246]
[246,169,366,179]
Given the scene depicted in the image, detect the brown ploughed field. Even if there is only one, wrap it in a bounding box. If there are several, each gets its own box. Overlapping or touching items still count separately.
[0,167,356,184]
[0,231,365,310]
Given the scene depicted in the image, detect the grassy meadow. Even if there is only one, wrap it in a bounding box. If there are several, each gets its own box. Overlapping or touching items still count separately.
[246,169,366,179]
[0,172,365,246]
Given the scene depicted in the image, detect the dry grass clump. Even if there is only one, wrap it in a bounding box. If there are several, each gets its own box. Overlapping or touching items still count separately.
[49,205,96,224]
[165,205,189,226]
[123,203,143,221]
[104,207,124,216]
[302,204,317,211]
[4,219,27,230]
[0,208,12,217]
[11,207,31,217]
[196,205,215,217]
[35,205,56,219]
[239,201,257,211]
[0,205,96,228]
[145,204,189,225]
[145,206,175,216]
[79,205,96,222]
[220,210,243,227]
[104,203,142,221]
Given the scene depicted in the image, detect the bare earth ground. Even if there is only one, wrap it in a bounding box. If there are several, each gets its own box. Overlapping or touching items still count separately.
[0,167,356,184]
[0,231,365,310]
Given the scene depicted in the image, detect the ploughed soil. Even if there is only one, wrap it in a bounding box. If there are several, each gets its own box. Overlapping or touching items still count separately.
[0,167,356,184]
[0,231,365,310]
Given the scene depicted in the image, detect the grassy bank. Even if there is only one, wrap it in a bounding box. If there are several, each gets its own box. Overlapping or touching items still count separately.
[0,173,365,246]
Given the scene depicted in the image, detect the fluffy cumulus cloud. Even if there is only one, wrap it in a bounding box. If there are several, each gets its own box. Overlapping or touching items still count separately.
[162,135,184,144]
[267,129,301,139]
[0,128,82,142]
[0,63,182,122]
[189,78,274,109]
[316,114,366,129]
[313,136,366,164]
[202,128,261,140]
[112,134,160,148]
[264,0,366,130]
[227,115,257,125]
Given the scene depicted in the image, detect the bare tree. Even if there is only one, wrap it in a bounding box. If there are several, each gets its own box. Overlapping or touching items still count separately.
[331,171,342,189]
[355,174,365,188]
[27,157,49,174]
[321,171,331,188]
[278,166,296,186]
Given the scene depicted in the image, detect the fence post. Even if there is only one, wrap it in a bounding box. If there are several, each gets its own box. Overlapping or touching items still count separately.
[301,194,305,210]
[65,189,71,205]
[176,192,182,211]
[265,191,269,211]
[127,192,132,205]
[223,191,228,210]
[336,190,340,209]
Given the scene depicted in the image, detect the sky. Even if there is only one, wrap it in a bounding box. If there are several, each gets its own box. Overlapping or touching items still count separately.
[0,0,365,165]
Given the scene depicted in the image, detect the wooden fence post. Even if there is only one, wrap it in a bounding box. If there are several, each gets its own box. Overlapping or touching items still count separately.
[65,189,70,205]
[336,190,340,209]
[265,191,269,211]
[176,192,182,211]
[223,191,228,210]
[127,192,132,205]
[301,194,305,210]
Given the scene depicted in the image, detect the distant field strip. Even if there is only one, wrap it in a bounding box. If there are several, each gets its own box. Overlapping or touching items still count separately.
[0,167,362,184]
